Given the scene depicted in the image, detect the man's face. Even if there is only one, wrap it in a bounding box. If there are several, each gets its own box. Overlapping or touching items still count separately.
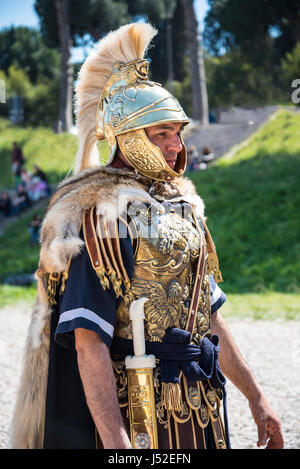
[145,122,184,170]
[116,122,184,170]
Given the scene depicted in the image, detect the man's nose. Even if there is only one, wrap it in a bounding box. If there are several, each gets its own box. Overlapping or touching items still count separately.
[167,134,183,153]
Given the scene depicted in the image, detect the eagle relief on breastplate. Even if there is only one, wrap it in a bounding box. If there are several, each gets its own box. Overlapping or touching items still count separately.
[115,200,209,342]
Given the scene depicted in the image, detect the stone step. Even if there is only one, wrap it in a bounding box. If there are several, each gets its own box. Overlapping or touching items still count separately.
[184,105,298,160]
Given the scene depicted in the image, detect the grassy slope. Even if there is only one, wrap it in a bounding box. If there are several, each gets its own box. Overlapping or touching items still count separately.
[0,111,299,318]
[189,110,300,295]
[0,117,77,189]
[0,198,48,281]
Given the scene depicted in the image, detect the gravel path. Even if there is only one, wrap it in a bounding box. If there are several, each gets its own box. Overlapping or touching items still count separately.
[1,304,299,449]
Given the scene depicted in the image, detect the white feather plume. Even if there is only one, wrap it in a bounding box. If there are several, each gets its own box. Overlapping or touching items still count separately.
[73,23,157,175]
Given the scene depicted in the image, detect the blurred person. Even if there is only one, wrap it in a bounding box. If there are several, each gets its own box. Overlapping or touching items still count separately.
[186,144,199,171]
[187,145,208,171]
[12,185,31,212]
[11,142,25,167]
[20,168,47,201]
[20,168,35,200]
[31,176,48,201]
[20,168,32,189]
[11,142,25,186]
[202,146,215,164]
[28,213,42,245]
[209,110,216,124]
[33,165,51,196]
[11,23,283,451]
[0,191,13,217]
[33,165,47,182]
[12,160,22,189]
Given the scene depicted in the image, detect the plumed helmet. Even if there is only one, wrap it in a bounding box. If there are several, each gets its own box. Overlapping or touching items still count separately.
[74,23,189,181]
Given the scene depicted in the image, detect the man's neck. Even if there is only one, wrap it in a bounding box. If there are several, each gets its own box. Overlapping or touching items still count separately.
[110,154,133,170]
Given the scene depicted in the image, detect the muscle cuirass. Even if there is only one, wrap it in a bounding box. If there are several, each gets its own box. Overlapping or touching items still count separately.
[107,199,228,450]
[115,199,211,344]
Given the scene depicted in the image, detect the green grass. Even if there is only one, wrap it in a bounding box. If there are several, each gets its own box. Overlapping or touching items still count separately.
[189,109,300,294]
[222,291,300,320]
[0,117,77,189]
[0,284,37,308]
[0,199,48,281]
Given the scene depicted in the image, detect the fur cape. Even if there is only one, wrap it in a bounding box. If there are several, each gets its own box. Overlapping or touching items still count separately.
[10,166,205,449]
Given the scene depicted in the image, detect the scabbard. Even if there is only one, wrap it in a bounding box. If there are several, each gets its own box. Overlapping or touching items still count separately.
[127,367,158,449]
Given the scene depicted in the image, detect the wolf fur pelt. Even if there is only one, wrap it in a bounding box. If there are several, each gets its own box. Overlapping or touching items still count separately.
[10,166,205,449]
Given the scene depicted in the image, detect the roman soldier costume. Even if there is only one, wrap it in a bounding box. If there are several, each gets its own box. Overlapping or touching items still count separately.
[11,23,230,449]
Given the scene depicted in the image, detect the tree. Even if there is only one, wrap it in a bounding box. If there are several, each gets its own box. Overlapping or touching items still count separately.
[54,0,73,133]
[281,42,300,84]
[138,0,187,86]
[0,65,60,127]
[0,27,60,126]
[0,26,60,83]
[201,0,300,110]
[163,0,177,89]
[203,0,300,66]
[180,0,209,124]
[204,50,288,110]
[35,0,131,132]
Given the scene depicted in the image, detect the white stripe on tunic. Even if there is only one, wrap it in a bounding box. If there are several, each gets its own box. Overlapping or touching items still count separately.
[59,308,114,338]
[210,282,223,306]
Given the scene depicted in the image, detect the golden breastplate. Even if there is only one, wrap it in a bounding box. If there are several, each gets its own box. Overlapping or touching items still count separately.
[115,201,211,342]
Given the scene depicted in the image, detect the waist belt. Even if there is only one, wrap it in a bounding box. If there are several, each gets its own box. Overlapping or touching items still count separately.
[111,328,226,389]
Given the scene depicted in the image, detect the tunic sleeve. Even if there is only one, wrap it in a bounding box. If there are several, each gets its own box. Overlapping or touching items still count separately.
[209,274,227,314]
[55,227,134,350]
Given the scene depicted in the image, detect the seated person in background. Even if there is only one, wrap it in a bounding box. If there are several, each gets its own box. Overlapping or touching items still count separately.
[33,165,51,196]
[202,146,215,163]
[20,168,48,201]
[186,144,200,172]
[33,165,47,183]
[0,192,13,217]
[30,177,48,201]
[20,167,32,187]
[20,168,34,195]
[187,145,208,171]
[28,213,42,245]
[12,185,31,212]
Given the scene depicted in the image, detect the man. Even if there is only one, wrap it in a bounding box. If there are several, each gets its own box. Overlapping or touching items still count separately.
[11,23,283,450]
[0,192,13,217]
[13,184,31,213]
[11,142,25,188]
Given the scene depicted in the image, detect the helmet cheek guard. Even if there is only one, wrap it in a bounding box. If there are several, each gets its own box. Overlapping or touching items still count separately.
[116,129,187,182]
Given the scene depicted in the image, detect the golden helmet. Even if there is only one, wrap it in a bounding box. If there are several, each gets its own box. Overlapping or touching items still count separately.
[75,23,189,181]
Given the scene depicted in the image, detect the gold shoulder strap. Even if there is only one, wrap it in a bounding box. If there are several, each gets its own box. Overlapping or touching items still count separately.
[83,205,131,298]
[202,219,223,283]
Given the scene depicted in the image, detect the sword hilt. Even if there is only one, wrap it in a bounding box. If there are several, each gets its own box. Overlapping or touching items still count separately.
[125,297,156,369]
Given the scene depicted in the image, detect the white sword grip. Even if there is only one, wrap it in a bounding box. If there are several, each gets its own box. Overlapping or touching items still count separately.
[129,297,148,357]
[125,297,156,369]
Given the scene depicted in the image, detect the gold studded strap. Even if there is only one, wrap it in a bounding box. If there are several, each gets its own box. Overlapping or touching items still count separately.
[83,205,131,298]
[202,219,223,283]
